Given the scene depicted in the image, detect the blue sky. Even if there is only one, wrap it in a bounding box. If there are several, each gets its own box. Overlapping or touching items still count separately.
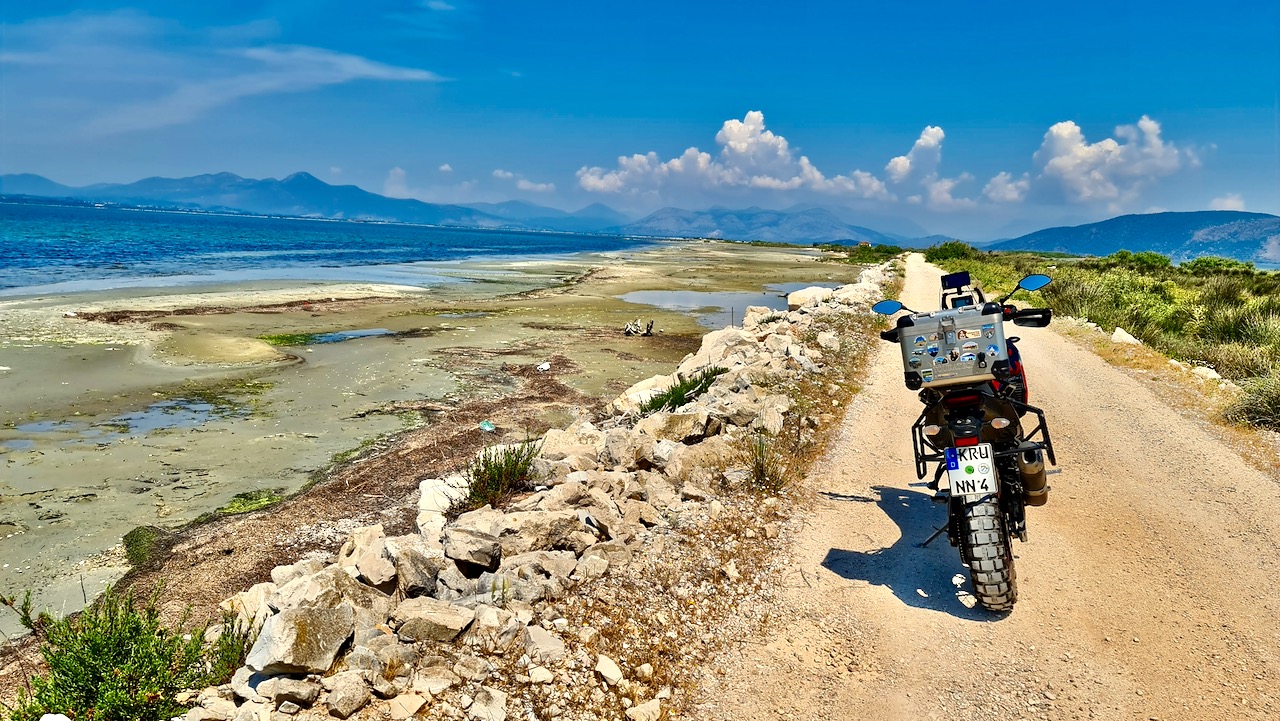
[2,1,1278,237]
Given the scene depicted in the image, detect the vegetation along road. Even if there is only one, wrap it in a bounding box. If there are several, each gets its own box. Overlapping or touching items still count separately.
[698,254,1279,720]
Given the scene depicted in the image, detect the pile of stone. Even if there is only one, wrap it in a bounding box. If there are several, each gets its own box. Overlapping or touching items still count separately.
[183,264,892,721]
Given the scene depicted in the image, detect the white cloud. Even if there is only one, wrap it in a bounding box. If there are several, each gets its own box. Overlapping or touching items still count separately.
[1031,116,1188,203]
[1,12,443,138]
[382,166,484,204]
[885,126,944,183]
[577,110,893,200]
[384,166,411,198]
[516,179,555,192]
[1210,193,1245,211]
[90,45,442,135]
[329,166,342,177]
[438,163,453,173]
[924,173,976,210]
[492,168,554,192]
[983,171,1031,203]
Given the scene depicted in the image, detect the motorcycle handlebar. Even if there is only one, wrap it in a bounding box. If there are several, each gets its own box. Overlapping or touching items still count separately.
[878,307,1052,343]
[1009,306,1053,327]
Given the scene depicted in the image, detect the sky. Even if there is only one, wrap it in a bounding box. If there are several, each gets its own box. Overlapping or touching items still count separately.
[2,1,1278,238]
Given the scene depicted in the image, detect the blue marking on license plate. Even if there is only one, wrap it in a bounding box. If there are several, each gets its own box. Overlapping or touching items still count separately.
[944,447,959,471]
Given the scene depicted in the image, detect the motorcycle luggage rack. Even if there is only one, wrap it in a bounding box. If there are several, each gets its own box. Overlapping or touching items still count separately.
[910,396,1056,479]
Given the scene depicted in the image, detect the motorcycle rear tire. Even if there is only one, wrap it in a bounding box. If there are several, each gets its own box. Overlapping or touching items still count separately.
[960,497,1018,611]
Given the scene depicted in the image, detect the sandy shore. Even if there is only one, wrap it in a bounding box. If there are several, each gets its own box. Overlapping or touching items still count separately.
[0,241,852,638]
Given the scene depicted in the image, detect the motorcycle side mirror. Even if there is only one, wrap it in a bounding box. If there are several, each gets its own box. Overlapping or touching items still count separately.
[871,299,904,315]
[997,274,1053,304]
[1018,274,1052,292]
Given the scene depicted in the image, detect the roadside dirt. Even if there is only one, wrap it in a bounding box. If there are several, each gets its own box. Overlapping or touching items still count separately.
[696,254,1280,720]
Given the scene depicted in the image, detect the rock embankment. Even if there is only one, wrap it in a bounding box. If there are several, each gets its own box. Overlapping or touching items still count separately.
[182,264,893,721]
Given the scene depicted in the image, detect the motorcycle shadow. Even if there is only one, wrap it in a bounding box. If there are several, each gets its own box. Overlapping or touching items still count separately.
[820,485,1004,622]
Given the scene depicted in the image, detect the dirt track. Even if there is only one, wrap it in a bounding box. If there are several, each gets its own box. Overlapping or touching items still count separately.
[697,254,1280,720]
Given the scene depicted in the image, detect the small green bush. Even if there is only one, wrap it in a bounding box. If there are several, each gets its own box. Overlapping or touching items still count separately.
[924,241,980,263]
[448,439,543,517]
[820,243,904,264]
[639,367,728,415]
[1,585,254,721]
[1224,372,1280,427]
[1180,256,1255,274]
[742,432,791,493]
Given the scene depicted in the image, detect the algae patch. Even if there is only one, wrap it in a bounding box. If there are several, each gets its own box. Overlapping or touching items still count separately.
[217,488,285,515]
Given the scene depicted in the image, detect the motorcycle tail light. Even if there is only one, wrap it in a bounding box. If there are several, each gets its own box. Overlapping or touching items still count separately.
[924,424,942,436]
[943,393,981,408]
[990,417,1011,429]
[955,436,979,447]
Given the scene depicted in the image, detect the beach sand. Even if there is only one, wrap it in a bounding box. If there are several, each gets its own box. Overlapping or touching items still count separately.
[0,241,852,638]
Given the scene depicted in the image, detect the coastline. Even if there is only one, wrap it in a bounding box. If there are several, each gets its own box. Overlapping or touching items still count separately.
[0,241,847,640]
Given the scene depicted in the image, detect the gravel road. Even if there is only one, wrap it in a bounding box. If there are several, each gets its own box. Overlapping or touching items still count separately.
[696,254,1280,720]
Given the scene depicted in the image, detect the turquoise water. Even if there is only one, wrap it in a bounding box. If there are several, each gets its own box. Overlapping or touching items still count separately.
[0,201,651,294]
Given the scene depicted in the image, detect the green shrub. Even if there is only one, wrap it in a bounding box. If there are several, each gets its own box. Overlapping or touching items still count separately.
[448,439,543,517]
[0,585,254,721]
[1224,372,1280,427]
[1179,256,1255,274]
[741,432,791,493]
[1161,338,1275,379]
[924,241,980,263]
[820,243,904,264]
[639,367,728,415]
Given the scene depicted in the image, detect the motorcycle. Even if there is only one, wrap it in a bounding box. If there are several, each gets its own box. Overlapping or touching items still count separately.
[871,271,1056,612]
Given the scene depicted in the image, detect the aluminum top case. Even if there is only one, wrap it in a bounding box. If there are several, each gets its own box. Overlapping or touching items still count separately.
[894,302,1007,390]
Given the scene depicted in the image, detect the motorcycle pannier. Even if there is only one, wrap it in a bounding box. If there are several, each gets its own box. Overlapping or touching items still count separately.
[894,303,1008,390]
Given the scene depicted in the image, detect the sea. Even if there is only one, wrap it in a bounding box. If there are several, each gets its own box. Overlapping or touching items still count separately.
[0,201,653,294]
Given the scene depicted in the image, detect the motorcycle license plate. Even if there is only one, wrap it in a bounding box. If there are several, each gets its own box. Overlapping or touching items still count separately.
[945,443,998,498]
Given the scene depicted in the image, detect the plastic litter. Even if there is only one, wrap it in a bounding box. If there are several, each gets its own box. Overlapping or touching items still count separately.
[478,420,496,432]
[536,362,552,372]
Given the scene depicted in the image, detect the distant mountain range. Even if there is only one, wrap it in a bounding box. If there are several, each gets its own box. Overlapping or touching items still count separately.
[0,172,945,245]
[5,172,1278,261]
[613,206,950,247]
[1,171,527,229]
[990,211,1280,263]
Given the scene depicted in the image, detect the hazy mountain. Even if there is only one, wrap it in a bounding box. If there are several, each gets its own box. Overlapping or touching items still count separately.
[0,173,79,197]
[459,200,631,233]
[988,211,1280,262]
[0,172,646,234]
[780,202,931,238]
[618,206,921,246]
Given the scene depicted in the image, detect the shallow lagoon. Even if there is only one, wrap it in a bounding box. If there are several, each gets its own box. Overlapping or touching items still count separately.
[618,281,841,328]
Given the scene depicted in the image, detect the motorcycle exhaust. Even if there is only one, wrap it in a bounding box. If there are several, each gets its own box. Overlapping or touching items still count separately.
[1018,447,1049,506]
